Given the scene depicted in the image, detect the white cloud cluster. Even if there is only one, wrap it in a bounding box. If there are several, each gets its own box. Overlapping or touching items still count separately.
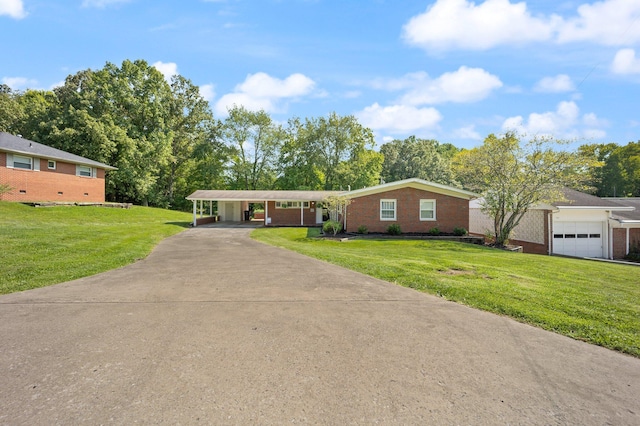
[215,72,316,116]
[0,0,26,19]
[2,76,37,89]
[356,66,502,135]
[502,101,606,138]
[356,103,442,133]
[611,48,640,75]
[400,66,503,105]
[403,0,640,51]
[534,74,575,93]
[152,61,178,82]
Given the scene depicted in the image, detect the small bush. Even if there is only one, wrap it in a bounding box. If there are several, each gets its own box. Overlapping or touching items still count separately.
[453,227,468,236]
[387,223,402,235]
[428,227,440,236]
[357,225,368,234]
[323,220,343,236]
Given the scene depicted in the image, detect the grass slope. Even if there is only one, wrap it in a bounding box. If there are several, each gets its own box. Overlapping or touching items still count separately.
[252,227,640,357]
[0,202,192,294]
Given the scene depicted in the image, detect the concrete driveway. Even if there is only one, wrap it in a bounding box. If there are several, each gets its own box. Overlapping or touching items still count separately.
[1,227,638,424]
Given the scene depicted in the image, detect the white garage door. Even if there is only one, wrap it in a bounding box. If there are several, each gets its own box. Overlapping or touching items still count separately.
[553,222,604,258]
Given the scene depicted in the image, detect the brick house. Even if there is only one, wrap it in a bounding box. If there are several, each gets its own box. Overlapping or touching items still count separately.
[187,178,478,232]
[343,178,477,233]
[0,132,116,203]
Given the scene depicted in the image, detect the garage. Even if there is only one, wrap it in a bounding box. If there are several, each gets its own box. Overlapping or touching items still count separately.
[553,221,604,258]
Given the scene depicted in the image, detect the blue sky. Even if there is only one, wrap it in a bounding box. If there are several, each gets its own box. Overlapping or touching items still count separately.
[2,0,640,149]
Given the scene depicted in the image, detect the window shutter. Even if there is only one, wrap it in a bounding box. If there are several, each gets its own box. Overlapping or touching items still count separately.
[33,157,40,171]
[6,153,13,168]
[92,167,97,178]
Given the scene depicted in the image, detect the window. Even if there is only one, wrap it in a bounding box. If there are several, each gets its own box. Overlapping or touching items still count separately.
[380,199,396,220]
[76,165,93,177]
[48,160,56,170]
[275,201,310,209]
[13,155,32,170]
[420,199,436,221]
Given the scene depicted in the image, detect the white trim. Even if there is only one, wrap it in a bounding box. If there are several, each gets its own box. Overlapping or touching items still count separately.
[47,159,56,170]
[346,178,478,200]
[380,199,396,221]
[419,199,436,221]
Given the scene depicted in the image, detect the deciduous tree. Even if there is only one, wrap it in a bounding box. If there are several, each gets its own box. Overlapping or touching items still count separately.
[454,132,594,247]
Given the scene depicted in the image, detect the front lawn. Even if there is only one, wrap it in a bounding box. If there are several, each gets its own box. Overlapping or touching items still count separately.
[252,227,640,357]
[0,202,192,294]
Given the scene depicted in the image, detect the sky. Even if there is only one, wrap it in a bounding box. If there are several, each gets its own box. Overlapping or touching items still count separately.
[2,0,640,149]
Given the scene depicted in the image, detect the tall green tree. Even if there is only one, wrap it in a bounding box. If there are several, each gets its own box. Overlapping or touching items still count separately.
[156,75,220,209]
[222,106,282,190]
[454,132,594,247]
[0,85,24,134]
[602,142,640,197]
[380,136,456,184]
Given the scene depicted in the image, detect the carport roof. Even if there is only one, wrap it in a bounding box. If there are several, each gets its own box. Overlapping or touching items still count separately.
[186,189,344,202]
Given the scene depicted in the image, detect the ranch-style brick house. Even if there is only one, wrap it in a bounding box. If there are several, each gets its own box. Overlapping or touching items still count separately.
[187,178,478,233]
[469,188,640,260]
[0,132,116,203]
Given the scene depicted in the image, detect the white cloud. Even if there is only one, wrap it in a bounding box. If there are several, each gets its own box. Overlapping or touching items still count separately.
[0,0,26,19]
[403,0,557,51]
[611,48,640,75]
[403,0,640,52]
[215,72,316,116]
[556,0,640,45]
[453,125,482,140]
[356,103,442,133]
[501,101,606,138]
[534,74,575,93]
[399,66,503,105]
[81,0,131,8]
[152,61,178,82]
[200,84,216,102]
[2,76,37,89]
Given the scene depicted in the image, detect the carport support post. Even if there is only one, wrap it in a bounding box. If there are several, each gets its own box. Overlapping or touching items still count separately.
[300,204,304,226]
[192,200,197,227]
[265,200,268,226]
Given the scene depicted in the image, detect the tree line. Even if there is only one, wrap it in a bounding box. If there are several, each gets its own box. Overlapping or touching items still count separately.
[1,59,638,215]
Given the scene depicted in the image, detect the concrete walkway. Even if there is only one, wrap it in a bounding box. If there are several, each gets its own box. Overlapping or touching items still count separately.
[1,227,638,424]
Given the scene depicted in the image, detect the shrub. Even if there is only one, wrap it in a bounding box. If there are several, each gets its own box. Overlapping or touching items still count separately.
[428,227,440,236]
[323,220,343,236]
[357,225,368,234]
[453,227,468,236]
[387,223,401,235]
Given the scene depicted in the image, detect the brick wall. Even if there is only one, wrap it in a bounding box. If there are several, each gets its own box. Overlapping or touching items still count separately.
[612,228,640,259]
[266,201,319,226]
[345,187,469,234]
[0,153,106,203]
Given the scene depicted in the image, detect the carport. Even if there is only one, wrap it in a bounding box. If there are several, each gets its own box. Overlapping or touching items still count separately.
[186,190,343,227]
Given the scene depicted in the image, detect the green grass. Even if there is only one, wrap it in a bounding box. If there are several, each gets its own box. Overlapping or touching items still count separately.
[0,202,192,294]
[252,227,640,357]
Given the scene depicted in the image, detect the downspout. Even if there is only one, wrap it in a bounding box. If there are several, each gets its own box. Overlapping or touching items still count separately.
[192,199,197,227]
[627,226,630,256]
[547,211,552,255]
[343,204,348,232]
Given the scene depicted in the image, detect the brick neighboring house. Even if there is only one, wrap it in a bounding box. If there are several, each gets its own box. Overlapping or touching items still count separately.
[469,189,640,260]
[0,132,116,203]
